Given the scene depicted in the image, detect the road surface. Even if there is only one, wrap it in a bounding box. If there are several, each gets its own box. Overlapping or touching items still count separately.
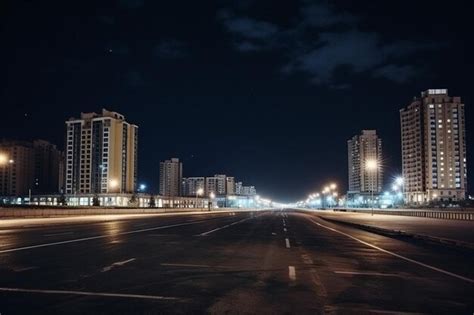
[0,210,473,314]
[313,210,474,244]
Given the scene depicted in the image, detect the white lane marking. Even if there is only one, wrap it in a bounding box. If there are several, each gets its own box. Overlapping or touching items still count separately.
[0,287,181,301]
[101,258,136,272]
[285,238,291,248]
[288,266,296,281]
[334,271,402,277]
[161,263,212,268]
[43,232,74,237]
[308,218,474,284]
[196,217,252,236]
[160,263,234,269]
[0,219,211,254]
[283,228,287,232]
[12,266,38,272]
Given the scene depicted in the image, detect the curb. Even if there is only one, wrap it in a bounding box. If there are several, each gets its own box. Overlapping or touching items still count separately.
[319,216,474,252]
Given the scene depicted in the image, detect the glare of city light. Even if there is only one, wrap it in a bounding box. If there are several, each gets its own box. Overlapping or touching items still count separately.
[330,183,337,190]
[366,159,378,170]
[0,153,8,165]
[139,184,146,191]
[209,192,215,199]
[197,188,204,196]
[395,177,404,186]
[109,179,119,188]
[392,184,399,191]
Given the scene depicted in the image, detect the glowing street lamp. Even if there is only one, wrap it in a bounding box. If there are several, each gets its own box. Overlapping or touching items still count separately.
[330,183,337,190]
[109,179,119,192]
[365,159,378,215]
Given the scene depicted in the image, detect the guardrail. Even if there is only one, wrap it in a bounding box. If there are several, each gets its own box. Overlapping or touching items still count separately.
[334,208,474,221]
[0,207,266,218]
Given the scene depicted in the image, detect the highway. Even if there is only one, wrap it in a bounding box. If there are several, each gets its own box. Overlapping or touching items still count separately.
[0,210,473,314]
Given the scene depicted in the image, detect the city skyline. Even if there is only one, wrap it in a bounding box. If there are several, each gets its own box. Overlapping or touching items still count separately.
[1,1,473,201]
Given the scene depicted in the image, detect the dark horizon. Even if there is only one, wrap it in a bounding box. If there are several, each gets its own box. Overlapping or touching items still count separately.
[1,0,473,202]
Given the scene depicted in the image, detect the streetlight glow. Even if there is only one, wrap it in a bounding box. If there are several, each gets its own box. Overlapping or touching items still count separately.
[109,179,119,188]
[366,159,378,170]
[197,188,204,196]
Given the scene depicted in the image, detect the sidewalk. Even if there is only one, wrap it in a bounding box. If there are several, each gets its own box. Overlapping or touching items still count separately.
[312,210,474,248]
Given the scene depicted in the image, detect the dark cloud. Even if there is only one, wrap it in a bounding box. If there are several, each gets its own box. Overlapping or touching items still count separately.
[118,0,144,9]
[153,40,188,59]
[300,2,356,27]
[372,64,417,83]
[218,2,439,86]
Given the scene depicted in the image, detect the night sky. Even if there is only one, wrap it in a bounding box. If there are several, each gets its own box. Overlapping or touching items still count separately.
[1,0,473,202]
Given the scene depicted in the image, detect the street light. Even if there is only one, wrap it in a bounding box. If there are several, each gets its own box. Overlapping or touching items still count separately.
[366,159,378,215]
[209,192,215,211]
[109,179,119,192]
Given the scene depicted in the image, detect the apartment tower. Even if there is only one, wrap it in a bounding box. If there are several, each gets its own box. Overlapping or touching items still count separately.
[159,158,182,197]
[64,109,138,195]
[347,130,383,194]
[400,89,467,203]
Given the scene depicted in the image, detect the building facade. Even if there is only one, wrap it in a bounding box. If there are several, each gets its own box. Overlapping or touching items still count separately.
[65,109,138,195]
[159,158,182,197]
[347,130,383,195]
[181,177,205,196]
[33,140,62,194]
[400,89,467,203]
[226,176,235,195]
[0,140,35,196]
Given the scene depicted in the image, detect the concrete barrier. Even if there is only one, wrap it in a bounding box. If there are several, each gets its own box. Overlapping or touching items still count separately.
[0,207,263,218]
[331,208,474,221]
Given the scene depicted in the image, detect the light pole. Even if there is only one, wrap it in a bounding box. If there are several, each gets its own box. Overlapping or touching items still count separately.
[208,192,215,211]
[366,159,378,216]
[196,187,204,209]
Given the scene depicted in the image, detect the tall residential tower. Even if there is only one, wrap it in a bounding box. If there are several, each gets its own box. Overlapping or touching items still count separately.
[159,158,182,197]
[347,130,383,195]
[64,109,138,195]
[400,89,467,203]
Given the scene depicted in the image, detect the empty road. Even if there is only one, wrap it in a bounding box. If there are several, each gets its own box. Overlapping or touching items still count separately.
[0,210,473,314]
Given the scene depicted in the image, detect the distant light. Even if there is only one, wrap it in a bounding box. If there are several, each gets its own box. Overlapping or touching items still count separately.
[395,177,404,185]
[330,183,337,190]
[366,159,378,170]
[139,184,146,191]
[109,179,119,188]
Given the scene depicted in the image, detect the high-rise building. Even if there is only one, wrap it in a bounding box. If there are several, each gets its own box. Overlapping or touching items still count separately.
[0,140,35,196]
[33,140,62,194]
[235,181,243,195]
[347,130,383,194]
[205,176,218,195]
[159,158,182,197]
[240,185,257,196]
[226,176,235,195]
[400,89,467,203]
[181,177,205,196]
[65,109,138,195]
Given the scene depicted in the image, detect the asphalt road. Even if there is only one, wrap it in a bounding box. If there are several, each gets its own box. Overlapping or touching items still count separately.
[313,210,474,244]
[0,210,473,314]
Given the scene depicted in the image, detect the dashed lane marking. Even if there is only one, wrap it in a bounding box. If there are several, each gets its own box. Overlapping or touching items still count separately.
[289,266,296,281]
[285,238,291,248]
[0,287,182,301]
[196,217,253,236]
[0,219,213,254]
[101,258,136,272]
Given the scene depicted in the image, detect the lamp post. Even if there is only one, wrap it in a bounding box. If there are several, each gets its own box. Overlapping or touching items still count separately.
[208,192,215,211]
[196,187,204,210]
[366,159,378,216]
